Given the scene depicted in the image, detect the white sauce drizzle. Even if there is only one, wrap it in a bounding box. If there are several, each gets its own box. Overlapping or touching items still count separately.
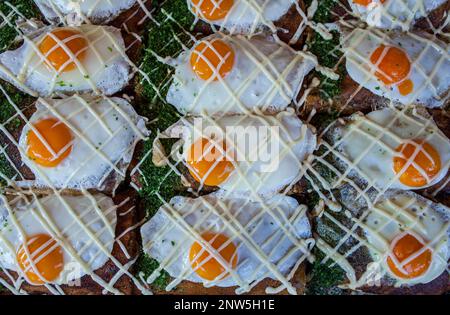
[0,0,447,296]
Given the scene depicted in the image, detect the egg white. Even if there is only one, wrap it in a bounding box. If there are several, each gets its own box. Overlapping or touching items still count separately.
[18,95,149,191]
[334,106,450,191]
[364,190,449,285]
[0,193,117,285]
[34,0,137,23]
[343,28,450,108]
[0,25,130,97]
[349,0,447,30]
[166,34,316,115]
[140,193,312,291]
[187,0,296,34]
[166,110,316,196]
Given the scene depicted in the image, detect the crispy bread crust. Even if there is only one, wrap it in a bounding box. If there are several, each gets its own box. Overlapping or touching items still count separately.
[360,272,449,295]
[133,264,307,295]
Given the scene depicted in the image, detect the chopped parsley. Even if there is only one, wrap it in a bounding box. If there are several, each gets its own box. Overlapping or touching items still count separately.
[307,201,366,295]
[308,30,346,100]
[307,0,339,24]
[304,188,321,210]
[135,252,171,291]
[305,1,346,100]
[0,152,16,187]
[0,82,32,130]
[0,0,41,53]
[133,1,198,287]
[309,108,339,131]
[136,0,194,217]
[306,248,347,295]
[134,98,186,218]
[0,82,31,186]
[139,0,195,103]
[138,136,185,218]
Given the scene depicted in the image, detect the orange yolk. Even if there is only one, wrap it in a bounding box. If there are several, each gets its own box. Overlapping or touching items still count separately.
[17,234,64,285]
[189,232,238,281]
[393,140,441,187]
[187,137,234,187]
[370,45,411,85]
[353,0,386,6]
[398,79,414,96]
[190,39,235,81]
[387,233,432,279]
[27,118,73,168]
[191,0,234,21]
[39,28,88,73]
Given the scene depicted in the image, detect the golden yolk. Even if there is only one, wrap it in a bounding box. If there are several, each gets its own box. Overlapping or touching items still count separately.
[393,140,441,187]
[191,0,234,21]
[398,79,414,96]
[370,45,411,85]
[189,232,238,281]
[353,0,386,6]
[187,137,234,187]
[39,28,88,73]
[190,39,235,81]
[27,118,73,168]
[387,233,432,279]
[17,234,64,285]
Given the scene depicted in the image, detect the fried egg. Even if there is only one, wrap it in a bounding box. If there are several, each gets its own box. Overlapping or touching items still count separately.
[34,0,137,23]
[0,192,116,285]
[187,0,296,34]
[363,190,449,285]
[349,0,448,30]
[18,95,149,191]
[164,110,316,196]
[333,106,450,191]
[166,34,315,115]
[140,193,313,292]
[343,28,450,108]
[0,25,130,97]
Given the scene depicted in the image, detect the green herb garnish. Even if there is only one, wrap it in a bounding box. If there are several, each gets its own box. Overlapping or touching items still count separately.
[135,252,171,290]
[0,0,40,53]
[308,30,346,100]
[306,248,347,295]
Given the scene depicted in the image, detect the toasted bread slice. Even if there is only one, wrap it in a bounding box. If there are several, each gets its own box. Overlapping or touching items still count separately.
[0,95,148,195]
[138,264,307,295]
[0,188,140,295]
[313,187,449,295]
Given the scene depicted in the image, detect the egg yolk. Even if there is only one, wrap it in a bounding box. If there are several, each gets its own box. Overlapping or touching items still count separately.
[398,79,414,96]
[17,234,64,285]
[190,39,235,81]
[39,28,88,73]
[370,45,411,85]
[387,233,432,279]
[353,0,386,6]
[189,232,238,281]
[191,0,234,21]
[393,140,441,187]
[187,137,234,186]
[27,118,73,168]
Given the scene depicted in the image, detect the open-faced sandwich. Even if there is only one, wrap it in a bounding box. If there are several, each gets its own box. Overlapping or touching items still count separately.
[0,0,447,296]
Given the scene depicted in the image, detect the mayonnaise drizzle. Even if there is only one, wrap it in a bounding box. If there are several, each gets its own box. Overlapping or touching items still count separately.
[0,0,448,296]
